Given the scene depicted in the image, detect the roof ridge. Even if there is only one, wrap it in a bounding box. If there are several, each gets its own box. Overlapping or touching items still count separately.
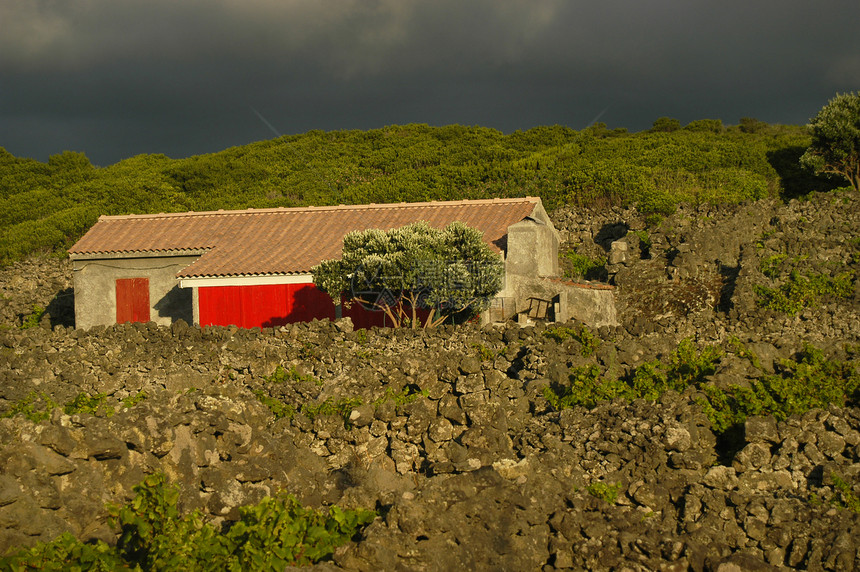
[96,197,540,221]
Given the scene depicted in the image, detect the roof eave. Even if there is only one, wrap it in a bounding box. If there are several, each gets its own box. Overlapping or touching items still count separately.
[68,248,210,261]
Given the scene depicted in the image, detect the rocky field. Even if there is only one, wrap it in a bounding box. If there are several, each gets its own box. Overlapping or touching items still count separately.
[0,190,859,570]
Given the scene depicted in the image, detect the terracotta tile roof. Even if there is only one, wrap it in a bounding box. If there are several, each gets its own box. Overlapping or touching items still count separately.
[68,198,542,278]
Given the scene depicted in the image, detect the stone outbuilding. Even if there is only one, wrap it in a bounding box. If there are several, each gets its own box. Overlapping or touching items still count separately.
[68,197,616,329]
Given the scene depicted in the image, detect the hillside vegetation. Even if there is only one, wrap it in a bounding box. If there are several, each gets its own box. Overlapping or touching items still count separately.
[0,120,837,265]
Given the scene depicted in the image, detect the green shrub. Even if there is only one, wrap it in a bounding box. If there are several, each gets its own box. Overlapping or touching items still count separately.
[543,325,601,357]
[636,186,678,216]
[19,304,45,329]
[1,473,376,570]
[738,117,770,134]
[684,119,724,133]
[629,338,722,399]
[472,342,497,361]
[544,365,634,410]
[64,392,115,417]
[754,269,854,314]
[696,344,859,434]
[0,531,124,571]
[254,387,364,428]
[302,397,363,427]
[543,335,857,444]
[650,117,681,133]
[266,364,320,386]
[644,213,664,228]
[221,493,376,568]
[759,254,788,278]
[586,481,621,504]
[561,250,607,281]
[543,326,575,343]
[669,338,723,387]
[630,361,672,400]
[562,160,654,208]
[354,329,369,345]
[695,383,777,435]
[628,229,652,252]
[829,474,860,513]
[4,390,150,423]
[122,391,148,408]
[1,391,58,423]
[545,338,722,412]
[253,391,297,420]
[373,385,429,408]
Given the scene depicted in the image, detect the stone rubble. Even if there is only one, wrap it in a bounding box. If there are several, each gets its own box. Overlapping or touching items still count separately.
[0,190,858,570]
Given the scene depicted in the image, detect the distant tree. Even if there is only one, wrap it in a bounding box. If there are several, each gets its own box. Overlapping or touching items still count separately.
[47,151,95,188]
[649,117,681,133]
[312,221,504,328]
[683,119,724,133]
[800,92,860,192]
[738,117,768,134]
[47,150,93,171]
[585,122,609,137]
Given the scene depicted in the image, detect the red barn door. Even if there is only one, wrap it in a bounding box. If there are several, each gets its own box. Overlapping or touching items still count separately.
[197,283,336,328]
[116,278,150,323]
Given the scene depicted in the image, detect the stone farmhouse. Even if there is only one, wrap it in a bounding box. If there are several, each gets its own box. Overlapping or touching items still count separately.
[68,197,616,330]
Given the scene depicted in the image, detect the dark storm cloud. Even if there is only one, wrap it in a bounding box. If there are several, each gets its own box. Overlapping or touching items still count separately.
[1,0,857,165]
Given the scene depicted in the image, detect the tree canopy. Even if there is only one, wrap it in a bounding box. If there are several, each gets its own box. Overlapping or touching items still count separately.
[800,92,860,192]
[311,221,504,328]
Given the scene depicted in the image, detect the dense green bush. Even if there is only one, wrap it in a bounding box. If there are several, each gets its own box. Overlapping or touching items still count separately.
[697,344,860,434]
[0,473,376,570]
[313,221,505,328]
[0,120,826,265]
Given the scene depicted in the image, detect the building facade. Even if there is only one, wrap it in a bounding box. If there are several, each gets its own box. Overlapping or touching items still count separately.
[68,198,564,330]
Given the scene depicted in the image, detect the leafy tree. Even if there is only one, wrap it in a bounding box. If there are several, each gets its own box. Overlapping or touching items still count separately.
[684,119,724,133]
[800,92,860,192]
[738,117,768,134]
[312,221,504,328]
[649,117,681,132]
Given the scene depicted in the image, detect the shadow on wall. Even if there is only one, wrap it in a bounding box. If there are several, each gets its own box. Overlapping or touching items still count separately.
[46,288,75,328]
[154,286,194,325]
[262,285,337,328]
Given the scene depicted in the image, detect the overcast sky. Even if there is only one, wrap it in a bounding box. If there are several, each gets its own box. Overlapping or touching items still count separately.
[2,0,858,166]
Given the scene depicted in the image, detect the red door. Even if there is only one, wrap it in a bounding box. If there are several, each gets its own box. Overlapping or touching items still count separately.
[116,278,150,323]
[197,283,336,328]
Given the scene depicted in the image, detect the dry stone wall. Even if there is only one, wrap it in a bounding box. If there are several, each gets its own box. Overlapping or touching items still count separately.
[0,316,858,570]
[0,190,859,570]
[552,190,860,344]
